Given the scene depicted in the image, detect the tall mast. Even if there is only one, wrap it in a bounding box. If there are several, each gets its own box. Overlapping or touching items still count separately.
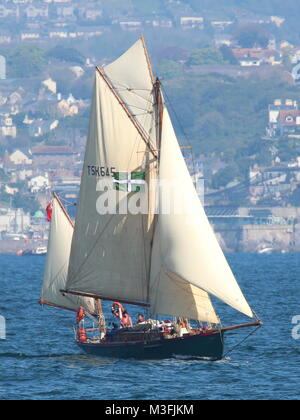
[153,77,164,156]
[146,78,164,305]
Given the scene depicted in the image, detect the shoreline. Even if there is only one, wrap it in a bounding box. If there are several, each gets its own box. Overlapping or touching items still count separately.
[0,240,47,255]
[0,239,298,255]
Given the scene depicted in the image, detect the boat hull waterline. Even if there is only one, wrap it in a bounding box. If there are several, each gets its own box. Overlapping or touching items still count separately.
[77,330,224,360]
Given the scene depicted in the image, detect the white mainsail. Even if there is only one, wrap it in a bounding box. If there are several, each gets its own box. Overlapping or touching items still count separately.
[41,197,96,313]
[66,44,156,304]
[149,109,254,319]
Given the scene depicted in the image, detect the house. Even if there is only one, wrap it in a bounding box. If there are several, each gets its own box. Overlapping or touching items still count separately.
[28,174,50,193]
[57,99,78,117]
[21,32,41,41]
[271,16,285,28]
[57,94,83,117]
[42,78,57,94]
[49,30,68,39]
[232,48,282,66]
[5,185,18,195]
[239,58,262,67]
[56,6,75,18]
[211,21,234,31]
[9,150,32,166]
[24,5,49,19]
[278,110,300,136]
[120,21,143,31]
[267,99,300,137]
[180,17,204,29]
[152,19,173,28]
[0,116,17,138]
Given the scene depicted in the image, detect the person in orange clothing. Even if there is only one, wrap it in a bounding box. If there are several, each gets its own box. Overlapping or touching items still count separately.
[111,302,132,328]
[121,310,133,328]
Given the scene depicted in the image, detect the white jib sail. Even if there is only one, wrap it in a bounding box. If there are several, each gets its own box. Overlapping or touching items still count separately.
[41,197,96,313]
[150,109,254,319]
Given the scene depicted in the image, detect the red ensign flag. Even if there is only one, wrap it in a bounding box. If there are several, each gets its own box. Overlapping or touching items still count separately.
[46,202,53,221]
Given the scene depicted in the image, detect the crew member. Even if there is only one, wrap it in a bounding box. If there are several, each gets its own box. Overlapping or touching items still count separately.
[136,314,145,324]
[111,302,132,328]
[121,310,133,328]
[76,306,85,325]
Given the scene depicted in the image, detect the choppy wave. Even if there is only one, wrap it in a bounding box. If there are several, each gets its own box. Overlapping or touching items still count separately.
[1,253,300,400]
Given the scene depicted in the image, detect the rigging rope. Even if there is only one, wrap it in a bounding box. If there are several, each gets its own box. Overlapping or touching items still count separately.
[160,83,198,185]
[222,324,262,359]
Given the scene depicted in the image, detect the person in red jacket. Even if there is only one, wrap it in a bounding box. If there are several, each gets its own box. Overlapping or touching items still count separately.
[76,306,85,324]
[111,302,132,328]
[121,311,133,328]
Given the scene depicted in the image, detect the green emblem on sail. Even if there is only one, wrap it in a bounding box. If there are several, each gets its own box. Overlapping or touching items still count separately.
[113,171,146,192]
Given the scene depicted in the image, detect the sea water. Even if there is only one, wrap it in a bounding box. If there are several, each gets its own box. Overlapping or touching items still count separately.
[0,253,299,400]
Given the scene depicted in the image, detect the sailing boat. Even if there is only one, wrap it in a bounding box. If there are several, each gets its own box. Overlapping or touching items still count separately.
[40,37,262,360]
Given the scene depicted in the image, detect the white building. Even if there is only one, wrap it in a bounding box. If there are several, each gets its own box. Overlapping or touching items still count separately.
[0,55,6,79]
[42,78,57,94]
[0,116,17,138]
[28,174,50,193]
[180,17,204,29]
[9,150,32,166]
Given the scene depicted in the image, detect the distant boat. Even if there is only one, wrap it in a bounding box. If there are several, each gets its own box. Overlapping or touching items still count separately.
[40,37,262,360]
[258,247,274,255]
[19,246,47,256]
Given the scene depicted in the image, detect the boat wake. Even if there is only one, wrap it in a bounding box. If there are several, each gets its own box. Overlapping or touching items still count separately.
[173,354,221,362]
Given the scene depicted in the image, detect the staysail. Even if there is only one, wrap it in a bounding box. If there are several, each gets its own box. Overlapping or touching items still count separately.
[41,196,96,313]
[66,39,157,305]
[149,109,254,319]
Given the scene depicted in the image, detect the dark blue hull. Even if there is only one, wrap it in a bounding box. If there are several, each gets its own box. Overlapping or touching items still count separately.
[77,331,224,360]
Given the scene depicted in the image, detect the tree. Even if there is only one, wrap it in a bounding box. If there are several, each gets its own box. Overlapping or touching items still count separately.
[187,48,226,66]
[12,192,40,215]
[157,59,182,79]
[6,45,46,78]
[211,165,239,189]
[46,45,85,65]
[219,45,238,65]
[234,24,270,48]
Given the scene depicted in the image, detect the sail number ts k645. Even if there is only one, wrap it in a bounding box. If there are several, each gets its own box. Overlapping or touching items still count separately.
[87,166,116,177]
